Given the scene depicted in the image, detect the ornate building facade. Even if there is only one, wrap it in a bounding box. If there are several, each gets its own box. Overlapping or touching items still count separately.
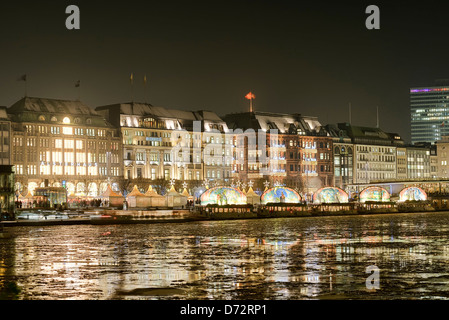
[9,97,123,197]
[95,102,232,194]
[222,111,334,196]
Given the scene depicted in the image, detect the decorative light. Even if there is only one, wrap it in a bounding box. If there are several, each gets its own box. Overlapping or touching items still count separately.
[411,88,449,93]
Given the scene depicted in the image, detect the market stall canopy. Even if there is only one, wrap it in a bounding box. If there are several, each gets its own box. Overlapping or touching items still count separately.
[100,185,122,198]
[145,185,164,197]
[182,188,193,200]
[127,185,145,197]
[23,191,35,199]
[166,186,188,208]
[245,187,261,205]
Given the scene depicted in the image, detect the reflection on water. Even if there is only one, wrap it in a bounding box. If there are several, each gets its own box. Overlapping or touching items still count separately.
[2,212,449,299]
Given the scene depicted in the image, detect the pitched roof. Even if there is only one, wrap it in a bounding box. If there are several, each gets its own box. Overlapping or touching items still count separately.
[9,97,100,116]
[8,97,114,127]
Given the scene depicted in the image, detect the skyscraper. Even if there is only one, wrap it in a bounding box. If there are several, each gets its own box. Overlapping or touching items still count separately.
[410,86,449,144]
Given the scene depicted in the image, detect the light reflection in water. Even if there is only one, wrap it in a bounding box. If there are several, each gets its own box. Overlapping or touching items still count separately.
[1,212,449,299]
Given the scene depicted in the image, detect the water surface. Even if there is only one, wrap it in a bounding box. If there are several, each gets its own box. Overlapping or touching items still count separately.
[1,212,449,299]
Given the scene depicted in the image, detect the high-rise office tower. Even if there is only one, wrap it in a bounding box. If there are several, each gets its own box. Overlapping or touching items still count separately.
[411,85,449,144]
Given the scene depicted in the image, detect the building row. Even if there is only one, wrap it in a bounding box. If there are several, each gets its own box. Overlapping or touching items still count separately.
[0,96,447,205]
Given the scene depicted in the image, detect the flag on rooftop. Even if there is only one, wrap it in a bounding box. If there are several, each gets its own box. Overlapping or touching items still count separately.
[245,92,255,100]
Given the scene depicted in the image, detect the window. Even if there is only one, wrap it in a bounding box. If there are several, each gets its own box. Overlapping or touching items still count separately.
[151,168,156,180]
[51,126,60,134]
[55,139,63,148]
[136,152,145,161]
[63,117,71,124]
[64,139,74,149]
[63,127,73,135]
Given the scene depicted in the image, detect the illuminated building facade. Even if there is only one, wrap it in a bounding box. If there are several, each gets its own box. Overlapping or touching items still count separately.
[9,97,123,197]
[0,107,11,165]
[325,124,354,189]
[333,123,404,185]
[0,106,14,218]
[410,86,449,144]
[436,136,449,178]
[223,111,333,193]
[95,102,232,187]
[406,144,432,179]
[396,147,407,180]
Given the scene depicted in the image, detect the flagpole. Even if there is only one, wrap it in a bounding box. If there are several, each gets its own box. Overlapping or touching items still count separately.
[75,80,81,101]
[376,105,379,128]
[349,102,352,124]
[130,73,134,103]
[143,75,147,104]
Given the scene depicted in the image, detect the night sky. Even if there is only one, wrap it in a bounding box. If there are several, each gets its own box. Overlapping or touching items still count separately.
[1,0,449,143]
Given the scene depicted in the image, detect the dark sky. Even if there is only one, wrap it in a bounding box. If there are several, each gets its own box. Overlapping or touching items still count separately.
[1,0,449,143]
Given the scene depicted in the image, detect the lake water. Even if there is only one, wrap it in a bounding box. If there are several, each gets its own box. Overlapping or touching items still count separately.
[1,211,449,300]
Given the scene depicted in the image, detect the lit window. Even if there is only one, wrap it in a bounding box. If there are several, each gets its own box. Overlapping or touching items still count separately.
[63,117,71,124]
[63,127,73,135]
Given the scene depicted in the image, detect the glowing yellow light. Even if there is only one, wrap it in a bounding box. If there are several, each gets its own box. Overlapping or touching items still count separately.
[63,117,71,124]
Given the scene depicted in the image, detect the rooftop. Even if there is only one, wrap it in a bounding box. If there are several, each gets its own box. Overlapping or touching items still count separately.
[7,97,114,127]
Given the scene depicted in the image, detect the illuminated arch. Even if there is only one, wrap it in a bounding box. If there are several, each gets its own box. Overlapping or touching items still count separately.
[359,186,390,203]
[261,186,301,204]
[399,187,427,201]
[76,182,86,196]
[99,182,108,195]
[313,187,349,204]
[200,186,247,205]
[66,182,75,196]
[88,182,98,197]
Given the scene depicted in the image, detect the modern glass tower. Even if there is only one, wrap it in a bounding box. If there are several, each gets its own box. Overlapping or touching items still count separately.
[411,86,449,144]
